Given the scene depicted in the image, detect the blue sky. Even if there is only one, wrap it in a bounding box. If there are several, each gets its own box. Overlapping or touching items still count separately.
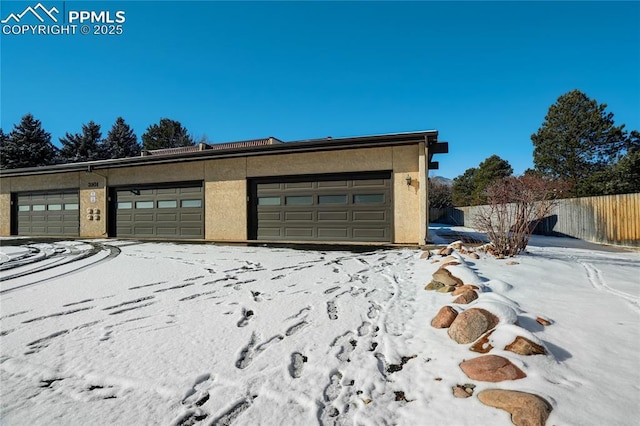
[1,1,638,179]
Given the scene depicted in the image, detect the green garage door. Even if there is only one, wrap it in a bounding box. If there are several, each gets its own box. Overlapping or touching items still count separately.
[113,183,204,239]
[251,172,392,242]
[15,190,80,236]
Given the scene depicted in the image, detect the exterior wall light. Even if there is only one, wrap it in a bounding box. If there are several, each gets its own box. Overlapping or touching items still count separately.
[405,175,412,186]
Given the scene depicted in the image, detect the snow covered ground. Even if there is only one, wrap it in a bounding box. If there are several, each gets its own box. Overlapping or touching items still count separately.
[0,228,638,425]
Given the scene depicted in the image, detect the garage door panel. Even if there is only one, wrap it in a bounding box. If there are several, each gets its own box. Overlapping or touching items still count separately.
[318,211,349,221]
[353,228,387,239]
[317,180,348,188]
[318,228,348,238]
[157,213,178,221]
[353,211,387,221]
[114,183,203,239]
[352,179,388,187]
[180,213,202,221]
[285,228,314,238]
[258,228,281,238]
[15,190,80,236]
[258,212,281,221]
[253,172,391,242]
[285,211,314,221]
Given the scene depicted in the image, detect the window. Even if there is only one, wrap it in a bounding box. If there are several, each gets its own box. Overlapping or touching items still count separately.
[117,202,132,209]
[285,196,313,205]
[48,204,62,211]
[64,203,79,210]
[258,197,280,206]
[354,194,385,204]
[32,205,46,211]
[318,195,347,204]
[135,201,154,209]
[181,199,202,208]
[18,205,30,212]
[158,200,178,208]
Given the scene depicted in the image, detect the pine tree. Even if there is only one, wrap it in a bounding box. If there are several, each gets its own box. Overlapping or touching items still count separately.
[471,155,513,204]
[59,121,106,163]
[142,118,194,150]
[451,155,513,206]
[0,113,57,169]
[452,168,477,206]
[103,117,140,159]
[531,90,626,196]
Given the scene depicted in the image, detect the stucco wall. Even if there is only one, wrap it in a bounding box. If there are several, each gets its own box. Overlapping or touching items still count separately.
[205,157,247,240]
[392,145,421,244]
[80,172,108,238]
[246,146,393,177]
[0,190,10,236]
[0,143,425,243]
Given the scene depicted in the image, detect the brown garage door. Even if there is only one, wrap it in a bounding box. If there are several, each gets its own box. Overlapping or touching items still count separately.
[112,182,204,239]
[250,172,392,242]
[14,190,80,236]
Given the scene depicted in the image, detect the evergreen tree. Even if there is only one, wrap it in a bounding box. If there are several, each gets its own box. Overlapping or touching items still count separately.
[451,155,513,206]
[531,90,627,196]
[471,155,513,204]
[59,121,106,163]
[141,118,194,150]
[0,113,57,169]
[451,168,477,206]
[103,117,140,159]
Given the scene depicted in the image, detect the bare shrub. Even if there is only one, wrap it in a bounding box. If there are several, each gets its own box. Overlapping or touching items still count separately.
[475,175,570,256]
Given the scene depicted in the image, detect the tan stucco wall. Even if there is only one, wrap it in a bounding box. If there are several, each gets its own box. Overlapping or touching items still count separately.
[106,162,205,186]
[0,189,10,236]
[205,157,247,240]
[246,146,393,177]
[80,172,108,238]
[392,145,421,244]
[0,143,425,243]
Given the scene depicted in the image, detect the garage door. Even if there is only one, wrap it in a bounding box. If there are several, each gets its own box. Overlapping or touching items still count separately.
[112,183,204,239]
[250,172,392,242]
[14,190,80,236]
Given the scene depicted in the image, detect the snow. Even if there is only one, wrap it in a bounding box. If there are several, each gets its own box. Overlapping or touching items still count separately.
[0,229,639,425]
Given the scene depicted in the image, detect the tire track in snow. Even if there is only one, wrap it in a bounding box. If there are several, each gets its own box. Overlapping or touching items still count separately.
[579,261,639,308]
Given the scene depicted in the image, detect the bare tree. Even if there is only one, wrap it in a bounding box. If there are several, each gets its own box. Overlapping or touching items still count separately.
[475,175,570,257]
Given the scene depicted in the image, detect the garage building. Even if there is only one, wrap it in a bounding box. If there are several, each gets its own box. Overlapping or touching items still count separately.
[0,131,448,245]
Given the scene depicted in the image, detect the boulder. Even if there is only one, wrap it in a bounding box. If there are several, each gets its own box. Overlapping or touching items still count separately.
[420,251,432,259]
[505,336,546,356]
[452,285,480,296]
[425,280,445,291]
[438,247,454,256]
[535,316,552,326]
[459,355,526,382]
[436,285,456,293]
[469,252,480,259]
[453,290,478,304]
[477,389,552,426]
[432,268,463,287]
[452,385,471,398]
[469,330,494,354]
[448,308,500,344]
[431,306,458,328]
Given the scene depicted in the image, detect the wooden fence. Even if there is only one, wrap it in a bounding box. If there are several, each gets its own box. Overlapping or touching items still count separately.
[430,192,640,247]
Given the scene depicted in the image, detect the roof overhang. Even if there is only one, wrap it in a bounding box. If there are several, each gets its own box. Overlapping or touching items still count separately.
[1,130,447,177]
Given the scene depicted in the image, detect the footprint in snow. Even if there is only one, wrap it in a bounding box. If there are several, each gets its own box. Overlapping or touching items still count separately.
[237,309,254,328]
[290,352,307,378]
[326,301,338,320]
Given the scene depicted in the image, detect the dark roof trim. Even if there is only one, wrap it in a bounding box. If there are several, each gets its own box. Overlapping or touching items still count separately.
[1,130,441,177]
